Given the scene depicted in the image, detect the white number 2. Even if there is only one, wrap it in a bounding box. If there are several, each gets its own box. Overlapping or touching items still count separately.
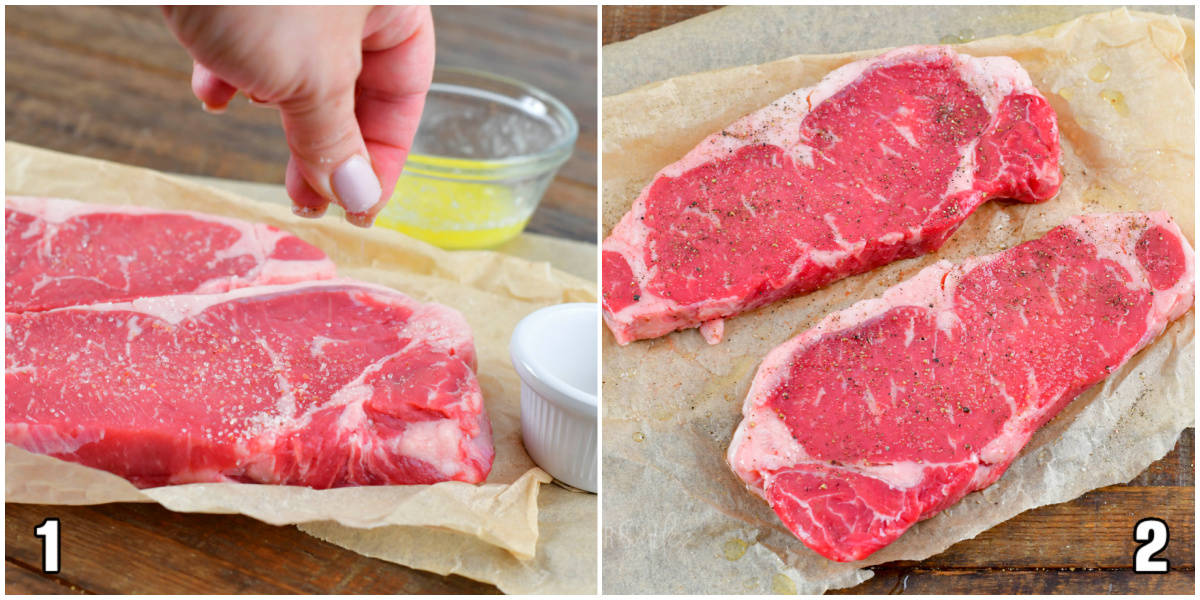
[34,518,60,574]
[1133,518,1169,573]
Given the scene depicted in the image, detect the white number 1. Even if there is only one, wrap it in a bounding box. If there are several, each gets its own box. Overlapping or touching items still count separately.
[1133,518,1169,573]
[34,518,60,574]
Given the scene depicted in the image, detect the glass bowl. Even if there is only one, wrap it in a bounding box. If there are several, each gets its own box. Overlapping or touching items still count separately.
[375,67,578,249]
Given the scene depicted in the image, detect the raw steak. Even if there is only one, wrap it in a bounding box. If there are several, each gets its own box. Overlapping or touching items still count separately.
[6,280,494,488]
[728,212,1194,562]
[6,196,336,312]
[602,45,1061,344]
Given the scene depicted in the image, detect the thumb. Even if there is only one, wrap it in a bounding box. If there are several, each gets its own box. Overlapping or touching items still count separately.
[278,85,383,225]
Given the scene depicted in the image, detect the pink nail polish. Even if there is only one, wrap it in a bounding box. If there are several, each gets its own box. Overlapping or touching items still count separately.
[330,155,382,215]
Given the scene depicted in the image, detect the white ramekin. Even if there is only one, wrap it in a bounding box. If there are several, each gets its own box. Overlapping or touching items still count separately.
[509,302,598,492]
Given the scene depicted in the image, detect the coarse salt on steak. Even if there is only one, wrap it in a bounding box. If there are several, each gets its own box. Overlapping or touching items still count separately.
[727,212,1193,562]
[6,280,493,488]
[602,45,1061,344]
[5,196,336,312]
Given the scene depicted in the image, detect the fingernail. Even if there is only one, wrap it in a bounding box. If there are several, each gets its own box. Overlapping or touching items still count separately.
[292,204,327,219]
[344,212,376,229]
[201,101,225,114]
[330,155,382,215]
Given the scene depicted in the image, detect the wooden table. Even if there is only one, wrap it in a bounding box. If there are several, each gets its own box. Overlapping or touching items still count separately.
[603,6,1194,595]
[5,5,596,594]
[602,5,720,44]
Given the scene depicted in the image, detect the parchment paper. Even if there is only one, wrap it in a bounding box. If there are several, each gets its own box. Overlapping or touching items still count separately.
[4,142,598,594]
[602,9,1194,594]
[602,5,1194,95]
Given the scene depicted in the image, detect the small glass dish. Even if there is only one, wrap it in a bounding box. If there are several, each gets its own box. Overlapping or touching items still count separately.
[375,67,578,249]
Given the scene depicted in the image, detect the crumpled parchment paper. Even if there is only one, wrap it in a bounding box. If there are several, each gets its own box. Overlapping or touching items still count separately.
[5,142,598,594]
[602,9,1194,594]
[602,5,1194,96]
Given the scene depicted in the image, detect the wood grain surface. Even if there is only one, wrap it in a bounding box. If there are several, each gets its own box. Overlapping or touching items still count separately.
[602,5,721,44]
[4,5,598,242]
[601,5,1195,596]
[6,503,497,594]
[5,5,597,595]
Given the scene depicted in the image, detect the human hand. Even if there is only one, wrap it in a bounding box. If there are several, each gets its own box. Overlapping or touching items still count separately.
[162,6,434,227]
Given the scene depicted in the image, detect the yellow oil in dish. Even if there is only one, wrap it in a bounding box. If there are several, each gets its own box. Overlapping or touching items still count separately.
[375,157,533,249]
